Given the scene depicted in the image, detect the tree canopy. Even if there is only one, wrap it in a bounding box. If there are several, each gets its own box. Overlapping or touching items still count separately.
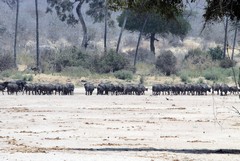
[108,0,185,18]
[204,0,240,22]
[117,10,190,54]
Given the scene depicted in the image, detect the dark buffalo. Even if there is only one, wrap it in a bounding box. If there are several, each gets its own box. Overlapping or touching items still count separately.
[63,83,74,95]
[97,83,115,95]
[23,83,36,95]
[0,82,8,95]
[212,84,221,95]
[7,83,20,95]
[220,84,229,96]
[115,83,124,95]
[84,82,95,95]
[54,83,64,95]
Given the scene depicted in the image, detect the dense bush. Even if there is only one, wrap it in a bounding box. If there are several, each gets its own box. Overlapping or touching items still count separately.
[98,50,130,73]
[180,73,190,83]
[203,71,219,81]
[54,47,90,72]
[156,50,177,76]
[208,46,224,60]
[219,58,236,68]
[0,54,15,71]
[114,70,133,80]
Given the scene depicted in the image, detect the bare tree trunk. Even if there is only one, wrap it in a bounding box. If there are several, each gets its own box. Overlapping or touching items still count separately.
[104,0,108,53]
[223,16,228,59]
[35,0,40,70]
[232,21,238,60]
[13,0,19,68]
[150,33,156,55]
[76,0,88,49]
[134,16,149,67]
[116,12,128,54]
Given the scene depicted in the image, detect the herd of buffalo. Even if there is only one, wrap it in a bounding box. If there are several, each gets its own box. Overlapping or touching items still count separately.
[0,80,74,95]
[0,80,239,96]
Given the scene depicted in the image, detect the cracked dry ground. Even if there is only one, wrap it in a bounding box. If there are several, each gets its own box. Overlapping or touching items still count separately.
[0,88,240,161]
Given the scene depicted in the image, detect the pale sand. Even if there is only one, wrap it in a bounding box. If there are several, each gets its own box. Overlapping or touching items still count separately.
[0,88,239,161]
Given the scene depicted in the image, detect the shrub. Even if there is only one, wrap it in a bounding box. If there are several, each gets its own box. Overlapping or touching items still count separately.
[197,78,204,84]
[98,50,129,73]
[0,54,15,71]
[180,73,189,83]
[204,71,219,81]
[208,46,224,60]
[23,75,33,81]
[219,58,236,68]
[183,48,212,71]
[184,48,203,60]
[114,70,133,80]
[156,50,177,76]
[54,47,90,72]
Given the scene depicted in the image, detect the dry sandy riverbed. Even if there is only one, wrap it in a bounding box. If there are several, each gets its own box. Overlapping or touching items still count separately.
[0,88,240,161]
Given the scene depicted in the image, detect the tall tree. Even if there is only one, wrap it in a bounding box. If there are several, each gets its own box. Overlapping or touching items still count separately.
[117,10,190,54]
[104,0,107,53]
[203,1,240,59]
[46,0,89,48]
[223,16,228,59]
[86,0,114,52]
[35,0,40,69]
[231,21,238,60]
[13,0,19,68]
[2,0,18,68]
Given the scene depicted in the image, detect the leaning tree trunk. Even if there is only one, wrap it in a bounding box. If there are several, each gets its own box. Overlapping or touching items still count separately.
[150,33,156,55]
[223,16,229,59]
[35,0,40,70]
[116,12,128,54]
[13,0,19,68]
[133,16,149,67]
[231,21,238,60]
[76,0,88,49]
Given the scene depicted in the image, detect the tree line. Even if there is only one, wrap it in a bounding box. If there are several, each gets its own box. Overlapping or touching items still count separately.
[1,0,240,71]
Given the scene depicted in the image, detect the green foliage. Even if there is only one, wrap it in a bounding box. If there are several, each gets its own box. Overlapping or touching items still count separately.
[208,46,224,60]
[23,75,33,81]
[204,0,240,22]
[0,69,13,78]
[97,50,129,73]
[114,70,133,80]
[203,71,219,81]
[117,10,190,38]
[219,58,236,68]
[46,0,78,26]
[108,0,184,18]
[86,0,114,27]
[197,78,204,84]
[156,50,177,76]
[54,47,90,72]
[180,73,190,83]
[0,54,15,71]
